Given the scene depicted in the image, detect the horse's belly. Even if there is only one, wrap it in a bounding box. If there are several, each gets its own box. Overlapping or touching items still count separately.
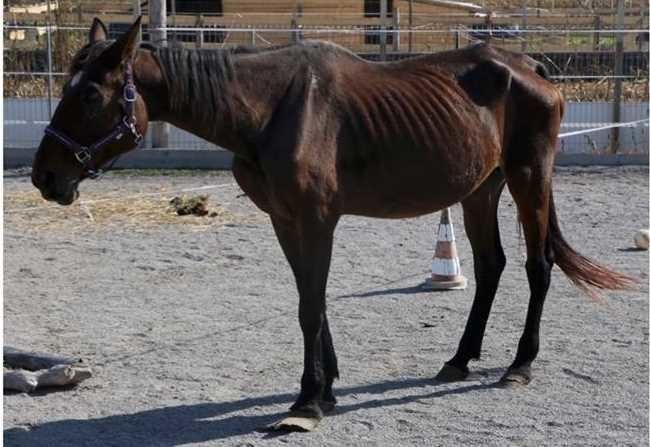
[342,179,476,218]
[339,143,499,218]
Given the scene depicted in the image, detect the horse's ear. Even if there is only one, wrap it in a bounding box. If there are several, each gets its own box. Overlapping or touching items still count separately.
[89,18,108,44]
[99,16,142,69]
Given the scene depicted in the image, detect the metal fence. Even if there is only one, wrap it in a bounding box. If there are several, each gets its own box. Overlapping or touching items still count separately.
[4,24,649,154]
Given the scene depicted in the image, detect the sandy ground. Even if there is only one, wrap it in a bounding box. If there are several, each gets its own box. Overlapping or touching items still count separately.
[4,167,649,447]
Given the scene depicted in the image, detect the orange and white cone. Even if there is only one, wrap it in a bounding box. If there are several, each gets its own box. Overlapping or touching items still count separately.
[424,207,467,290]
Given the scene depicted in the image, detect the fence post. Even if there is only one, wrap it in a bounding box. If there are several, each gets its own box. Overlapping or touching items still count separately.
[408,0,413,53]
[392,7,400,52]
[132,0,142,42]
[641,0,648,51]
[380,0,387,61]
[170,0,176,44]
[196,15,204,49]
[46,0,54,119]
[150,0,169,148]
[593,15,600,51]
[611,0,625,153]
[521,0,528,52]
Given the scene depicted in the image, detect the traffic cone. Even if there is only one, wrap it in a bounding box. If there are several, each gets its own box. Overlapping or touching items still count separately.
[423,207,467,290]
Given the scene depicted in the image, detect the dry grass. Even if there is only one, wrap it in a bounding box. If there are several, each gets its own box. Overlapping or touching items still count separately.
[558,79,650,102]
[4,190,263,233]
[3,76,64,98]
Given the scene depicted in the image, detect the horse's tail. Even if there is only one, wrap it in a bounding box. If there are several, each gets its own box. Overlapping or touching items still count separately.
[548,190,637,297]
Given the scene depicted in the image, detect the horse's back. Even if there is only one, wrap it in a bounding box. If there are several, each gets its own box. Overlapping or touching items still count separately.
[263,42,562,219]
[310,44,507,216]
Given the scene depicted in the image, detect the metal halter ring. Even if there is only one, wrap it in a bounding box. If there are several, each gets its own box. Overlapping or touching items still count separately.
[124,84,137,102]
[74,148,92,164]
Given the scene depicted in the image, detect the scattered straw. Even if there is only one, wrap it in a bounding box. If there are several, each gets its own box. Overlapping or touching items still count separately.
[4,190,262,233]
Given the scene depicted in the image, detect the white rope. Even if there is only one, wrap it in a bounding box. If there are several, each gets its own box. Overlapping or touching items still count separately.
[558,118,649,138]
[5,182,239,214]
[4,24,648,34]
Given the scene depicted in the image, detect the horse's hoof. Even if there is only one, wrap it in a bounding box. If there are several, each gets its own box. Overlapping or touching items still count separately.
[319,399,336,414]
[266,411,321,432]
[499,366,532,387]
[434,363,469,382]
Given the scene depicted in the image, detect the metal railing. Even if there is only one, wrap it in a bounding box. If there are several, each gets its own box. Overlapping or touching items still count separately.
[4,24,649,154]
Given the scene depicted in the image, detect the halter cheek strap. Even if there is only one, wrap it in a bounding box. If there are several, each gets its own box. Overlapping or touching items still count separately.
[43,62,143,179]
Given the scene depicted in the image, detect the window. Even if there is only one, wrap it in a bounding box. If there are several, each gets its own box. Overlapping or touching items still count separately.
[167,0,223,15]
[364,0,393,18]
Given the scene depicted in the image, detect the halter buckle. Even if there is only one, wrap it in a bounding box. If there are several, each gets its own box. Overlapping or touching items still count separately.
[123,116,143,144]
[123,84,137,102]
[75,148,92,164]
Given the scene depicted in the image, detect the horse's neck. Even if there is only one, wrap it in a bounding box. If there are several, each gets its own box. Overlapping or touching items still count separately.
[136,48,297,157]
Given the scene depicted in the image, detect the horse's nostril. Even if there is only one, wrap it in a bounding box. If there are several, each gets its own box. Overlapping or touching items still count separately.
[32,170,54,190]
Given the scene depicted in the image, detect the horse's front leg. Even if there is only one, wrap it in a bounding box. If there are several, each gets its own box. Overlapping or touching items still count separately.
[268,213,338,431]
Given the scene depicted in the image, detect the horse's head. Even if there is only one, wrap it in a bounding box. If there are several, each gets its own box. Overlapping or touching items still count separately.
[32,17,149,205]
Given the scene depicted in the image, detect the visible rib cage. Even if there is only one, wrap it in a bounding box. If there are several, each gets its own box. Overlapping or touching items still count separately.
[341,66,473,152]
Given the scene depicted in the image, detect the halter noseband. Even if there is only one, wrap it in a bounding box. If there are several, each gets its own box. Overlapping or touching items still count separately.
[43,62,143,179]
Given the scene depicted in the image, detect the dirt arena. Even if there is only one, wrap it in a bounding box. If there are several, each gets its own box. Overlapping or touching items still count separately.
[4,167,649,446]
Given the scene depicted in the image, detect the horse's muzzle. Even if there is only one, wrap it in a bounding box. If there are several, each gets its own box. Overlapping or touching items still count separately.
[32,170,79,205]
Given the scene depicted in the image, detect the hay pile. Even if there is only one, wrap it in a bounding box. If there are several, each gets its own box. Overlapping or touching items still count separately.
[4,190,260,233]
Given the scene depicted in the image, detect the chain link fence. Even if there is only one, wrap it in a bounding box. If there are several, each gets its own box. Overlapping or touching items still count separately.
[4,9,649,154]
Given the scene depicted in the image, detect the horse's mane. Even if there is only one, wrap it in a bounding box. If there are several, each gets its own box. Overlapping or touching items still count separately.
[155,46,236,130]
[153,44,295,132]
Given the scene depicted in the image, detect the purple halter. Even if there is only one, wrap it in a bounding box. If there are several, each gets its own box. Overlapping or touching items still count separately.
[43,62,143,179]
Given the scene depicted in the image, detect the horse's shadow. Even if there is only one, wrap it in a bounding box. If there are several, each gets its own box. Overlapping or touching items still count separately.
[4,374,504,446]
[339,283,430,298]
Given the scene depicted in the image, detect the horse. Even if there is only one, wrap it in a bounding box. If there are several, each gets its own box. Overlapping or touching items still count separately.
[31,17,634,431]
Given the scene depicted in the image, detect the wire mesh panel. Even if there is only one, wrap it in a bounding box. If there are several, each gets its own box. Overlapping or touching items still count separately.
[3,2,649,154]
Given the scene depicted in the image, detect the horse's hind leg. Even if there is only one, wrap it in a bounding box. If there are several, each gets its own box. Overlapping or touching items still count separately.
[436,169,506,382]
[320,314,339,411]
[500,141,557,386]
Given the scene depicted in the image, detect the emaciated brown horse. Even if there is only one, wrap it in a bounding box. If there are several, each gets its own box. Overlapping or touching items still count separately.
[31,18,634,431]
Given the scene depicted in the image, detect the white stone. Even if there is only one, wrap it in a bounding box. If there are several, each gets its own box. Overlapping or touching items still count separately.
[634,229,649,250]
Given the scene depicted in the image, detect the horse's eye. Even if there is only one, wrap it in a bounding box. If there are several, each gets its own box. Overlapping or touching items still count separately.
[81,86,102,104]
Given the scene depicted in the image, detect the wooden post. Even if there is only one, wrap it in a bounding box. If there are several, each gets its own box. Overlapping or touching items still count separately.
[46,0,53,119]
[593,15,600,51]
[380,0,387,61]
[392,7,400,52]
[408,0,413,53]
[132,0,142,42]
[639,0,648,50]
[170,0,176,45]
[521,0,528,52]
[196,14,204,49]
[611,0,624,153]
[150,0,169,148]
[291,17,299,43]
